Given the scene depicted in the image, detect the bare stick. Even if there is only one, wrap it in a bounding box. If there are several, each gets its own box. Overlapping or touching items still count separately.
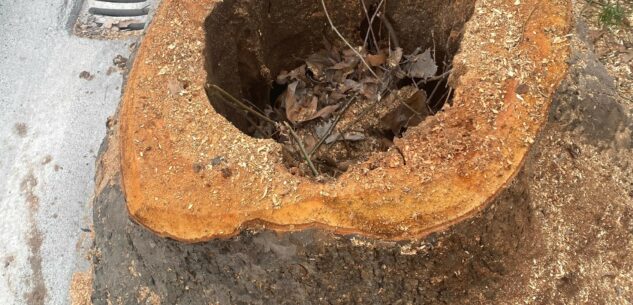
[324,98,380,148]
[205,83,277,125]
[309,94,357,157]
[415,68,453,87]
[425,100,436,115]
[378,13,399,49]
[242,97,265,115]
[514,4,538,48]
[426,77,443,102]
[360,0,379,51]
[323,74,397,149]
[247,116,272,138]
[444,87,453,106]
[209,92,276,137]
[283,122,319,177]
[363,0,385,48]
[432,30,437,62]
[397,96,424,117]
[320,0,382,81]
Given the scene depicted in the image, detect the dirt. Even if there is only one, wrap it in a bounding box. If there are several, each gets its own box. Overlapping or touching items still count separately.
[3,256,15,268]
[41,155,53,165]
[79,71,95,81]
[13,123,28,137]
[20,172,48,305]
[579,1,633,104]
[70,271,93,305]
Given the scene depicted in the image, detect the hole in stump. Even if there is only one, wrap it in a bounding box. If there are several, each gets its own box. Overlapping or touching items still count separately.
[204,0,476,180]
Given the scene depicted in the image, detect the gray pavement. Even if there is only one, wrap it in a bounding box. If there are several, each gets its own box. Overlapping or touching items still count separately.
[0,0,140,304]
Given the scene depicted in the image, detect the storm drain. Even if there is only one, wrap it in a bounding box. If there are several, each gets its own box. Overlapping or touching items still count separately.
[73,0,157,39]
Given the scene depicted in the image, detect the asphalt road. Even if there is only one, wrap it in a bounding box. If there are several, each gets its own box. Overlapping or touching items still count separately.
[0,0,139,303]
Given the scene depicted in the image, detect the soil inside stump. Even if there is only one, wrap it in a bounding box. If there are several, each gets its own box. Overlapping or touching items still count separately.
[204,0,476,179]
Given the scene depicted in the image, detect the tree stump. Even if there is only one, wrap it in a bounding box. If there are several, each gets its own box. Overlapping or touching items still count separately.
[90,1,633,305]
[119,0,571,241]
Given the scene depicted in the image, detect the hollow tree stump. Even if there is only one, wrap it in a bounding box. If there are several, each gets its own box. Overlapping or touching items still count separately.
[86,0,626,304]
[120,0,571,242]
[91,35,633,303]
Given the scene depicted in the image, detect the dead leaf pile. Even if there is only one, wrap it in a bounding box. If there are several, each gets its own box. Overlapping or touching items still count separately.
[268,40,443,178]
[205,6,454,179]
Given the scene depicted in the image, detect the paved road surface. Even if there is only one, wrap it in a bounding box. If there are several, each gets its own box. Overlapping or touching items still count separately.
[0,0,141,303]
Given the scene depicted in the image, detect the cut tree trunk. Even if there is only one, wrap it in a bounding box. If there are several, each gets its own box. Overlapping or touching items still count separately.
[90,3,633,304]
[87,0,633,304]
[119,0,571,242]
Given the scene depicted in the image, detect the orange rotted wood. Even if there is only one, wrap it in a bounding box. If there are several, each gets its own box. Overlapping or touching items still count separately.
[120,0,571,242]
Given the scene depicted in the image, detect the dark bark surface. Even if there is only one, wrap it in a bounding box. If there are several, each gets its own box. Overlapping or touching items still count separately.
[92,170,535,305]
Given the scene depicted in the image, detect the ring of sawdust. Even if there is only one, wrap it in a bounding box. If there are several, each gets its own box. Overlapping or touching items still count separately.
[120,0,571,242]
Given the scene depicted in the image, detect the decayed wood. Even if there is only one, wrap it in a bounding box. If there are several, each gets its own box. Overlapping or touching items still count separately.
[90,7,633,303]
[118,0,572,242]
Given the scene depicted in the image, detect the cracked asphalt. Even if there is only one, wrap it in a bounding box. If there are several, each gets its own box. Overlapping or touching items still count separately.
[0,0,141,304]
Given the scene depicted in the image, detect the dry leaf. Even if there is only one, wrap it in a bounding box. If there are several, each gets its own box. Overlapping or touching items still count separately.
[315,120,333,139]
[303,134,317,152]
[286,91,318,123]
[285,82,311,123]
[405,49,438,79]
[381,89,429,134]
[366,53,387,66]
[387,47,403,68]
[310,104,340,120]
[342,79,361,92]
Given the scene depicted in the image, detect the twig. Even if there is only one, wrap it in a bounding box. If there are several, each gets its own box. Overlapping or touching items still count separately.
[514,4,539,48]
[205,83,277,125]
[425,100,436,115]
[244,115,270,138]
[320,0,382,81]
[323,75,396,153]
[363,0,386,48]
[242,97,266,115]
[434,87,451,109]
[378,13,399,49]
[415,68,453,87]
[432,30,437,63]
[283,122,319,177]
[444,87,453,106]
[208,91,275,137]
[309,94,358,157]
[360,0,380,51]
[426,78,443,103]
[397,95,424,118]
[324,95,384,148]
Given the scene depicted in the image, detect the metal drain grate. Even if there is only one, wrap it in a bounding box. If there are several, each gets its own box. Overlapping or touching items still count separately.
[74,0,157,39]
